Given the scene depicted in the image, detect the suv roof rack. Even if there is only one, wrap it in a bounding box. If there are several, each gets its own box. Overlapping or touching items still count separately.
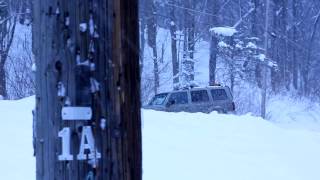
[208,83,222,87]
[173,83,200,91]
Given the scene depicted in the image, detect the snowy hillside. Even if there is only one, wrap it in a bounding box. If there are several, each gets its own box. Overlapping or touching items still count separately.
[1,97,320,179]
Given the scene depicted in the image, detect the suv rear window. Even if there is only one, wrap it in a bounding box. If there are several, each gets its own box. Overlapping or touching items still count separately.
[149,93,168,105]
[191,90,209,103]
[211,89,228,100]
[168,92,188,105]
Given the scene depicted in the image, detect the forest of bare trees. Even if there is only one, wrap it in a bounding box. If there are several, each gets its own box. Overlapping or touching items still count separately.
[139,0,320,111]
[1,0,320,109]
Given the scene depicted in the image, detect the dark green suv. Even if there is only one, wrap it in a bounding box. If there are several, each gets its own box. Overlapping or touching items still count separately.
[144,86,235,113]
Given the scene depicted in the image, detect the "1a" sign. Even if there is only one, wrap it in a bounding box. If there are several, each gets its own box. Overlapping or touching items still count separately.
[58,126,101,161]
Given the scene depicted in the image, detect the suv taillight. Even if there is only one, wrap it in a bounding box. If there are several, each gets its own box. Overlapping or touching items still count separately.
[232,102,236,111]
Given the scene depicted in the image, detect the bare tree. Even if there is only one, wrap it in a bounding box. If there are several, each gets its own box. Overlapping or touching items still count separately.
[181,0,195,87]
[291,0,300,90]
[146,0,159,94]
[0,0,18,98]
[6,25,34,99]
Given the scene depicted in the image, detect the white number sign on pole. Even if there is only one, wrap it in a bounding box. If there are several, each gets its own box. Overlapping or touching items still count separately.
[58,127,73,161]
[77,126,101,160]
[58,126,101,161]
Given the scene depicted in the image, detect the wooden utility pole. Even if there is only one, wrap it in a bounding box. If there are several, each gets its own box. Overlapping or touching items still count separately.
[33,0,141,180]
[208,0,220,86]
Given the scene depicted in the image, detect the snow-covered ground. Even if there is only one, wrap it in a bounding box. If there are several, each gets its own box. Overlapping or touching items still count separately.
[0,96,35,179]
[1,96,320,179]
[143,110,320,180]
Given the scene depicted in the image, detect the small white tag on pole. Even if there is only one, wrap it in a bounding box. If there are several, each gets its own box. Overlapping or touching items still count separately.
[62,107,92,120]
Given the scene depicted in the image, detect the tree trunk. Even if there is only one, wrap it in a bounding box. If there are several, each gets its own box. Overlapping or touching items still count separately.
[209,0,220,85]
[181,0,195,86]
[251,0,262,88]
[209,34,218,85]
[187,0,195,82]
[261,0,270,119]
[0,60,6,97]
[139,0,146,76]
[271,0,288,92]
[292,0,299,90]
[33,0,142,179]
[146,0,159,94]
[169,0,179,87]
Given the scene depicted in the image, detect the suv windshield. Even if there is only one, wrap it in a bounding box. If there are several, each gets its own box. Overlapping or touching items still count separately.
[149,93,168,105]
[211,89,228,100]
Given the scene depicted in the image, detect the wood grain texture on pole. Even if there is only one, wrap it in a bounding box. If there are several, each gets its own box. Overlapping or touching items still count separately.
[33,0,142,179]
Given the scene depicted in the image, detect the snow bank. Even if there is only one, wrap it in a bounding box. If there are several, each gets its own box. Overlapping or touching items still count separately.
[0,96,35,179]
[267,95,320,131]
[1,95,320,180]
[143,110,320,180]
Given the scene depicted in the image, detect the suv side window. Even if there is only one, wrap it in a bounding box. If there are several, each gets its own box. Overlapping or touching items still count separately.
[211,89,228,100]
[149,93,168,105]
[191,90,209,103]
[167,92,188,105]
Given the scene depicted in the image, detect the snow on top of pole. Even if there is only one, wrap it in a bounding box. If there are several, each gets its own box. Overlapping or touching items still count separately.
[210,26,237,37]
